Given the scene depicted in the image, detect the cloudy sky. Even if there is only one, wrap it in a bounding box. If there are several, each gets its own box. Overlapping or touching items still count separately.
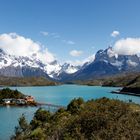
[0,0,140,64]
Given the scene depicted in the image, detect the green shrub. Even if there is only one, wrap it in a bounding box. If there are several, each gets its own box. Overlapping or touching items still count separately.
[12,98,140,140]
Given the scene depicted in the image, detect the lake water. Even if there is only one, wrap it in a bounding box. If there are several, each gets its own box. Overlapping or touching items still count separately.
[0,85,140,140]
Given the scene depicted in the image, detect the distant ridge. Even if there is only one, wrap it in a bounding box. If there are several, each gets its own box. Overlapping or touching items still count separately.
[62,47,140,81]
[0,47,140,82]
[0,48,80,80]
[0,76,58,86]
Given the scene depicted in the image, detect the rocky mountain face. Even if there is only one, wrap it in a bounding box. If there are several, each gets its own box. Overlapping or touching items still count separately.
[0,49,80,80]
[93,47,140,71]
[65,47,140,81]
[0,47,140,82]
[0,49,49,78]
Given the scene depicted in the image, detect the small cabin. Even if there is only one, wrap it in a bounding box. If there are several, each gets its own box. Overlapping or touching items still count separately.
[25,96,34,102]
[2,99,12,104]
[16,99,26,105]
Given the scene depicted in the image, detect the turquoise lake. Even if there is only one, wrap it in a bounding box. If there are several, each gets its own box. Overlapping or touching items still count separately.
[0,85,140,140]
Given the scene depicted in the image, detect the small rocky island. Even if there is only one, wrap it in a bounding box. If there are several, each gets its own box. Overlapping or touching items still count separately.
[0,88,37,106]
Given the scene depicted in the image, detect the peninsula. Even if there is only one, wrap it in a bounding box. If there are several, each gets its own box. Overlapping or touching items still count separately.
[0,88,37,106]
[74,73,140,96]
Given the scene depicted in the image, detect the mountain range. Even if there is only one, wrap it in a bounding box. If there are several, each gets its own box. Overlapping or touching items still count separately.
[0,49,81,80]
[0,47,140,82]
[67,47,140,81]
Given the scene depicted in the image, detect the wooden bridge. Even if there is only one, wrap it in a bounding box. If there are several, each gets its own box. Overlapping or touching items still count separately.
[37,102,66,110]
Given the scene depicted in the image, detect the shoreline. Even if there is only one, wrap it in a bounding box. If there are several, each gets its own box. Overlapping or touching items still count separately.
[0,84,59,87]
[0,102,38,107]
[0,102,66,109]
[111,90,140,97]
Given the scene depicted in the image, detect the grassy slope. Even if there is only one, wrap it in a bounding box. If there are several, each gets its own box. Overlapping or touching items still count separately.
[0,76,58,86]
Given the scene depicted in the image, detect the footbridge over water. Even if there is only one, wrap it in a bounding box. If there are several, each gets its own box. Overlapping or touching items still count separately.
[37,102,66,111]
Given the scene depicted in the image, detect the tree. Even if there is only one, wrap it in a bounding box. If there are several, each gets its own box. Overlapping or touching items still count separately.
[11,114,29,140]
[67,97,84,114]
[34,108,51,122]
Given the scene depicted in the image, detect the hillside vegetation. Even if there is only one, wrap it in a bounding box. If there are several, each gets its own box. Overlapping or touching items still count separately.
[11,98,140,140]
[75,73,140,95]
[0,88,24,100]
[120,74,140,94]
[75,73,140,87]
[0,76,58,86]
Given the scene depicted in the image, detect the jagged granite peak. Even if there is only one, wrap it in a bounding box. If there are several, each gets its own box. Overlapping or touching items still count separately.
[0,49,50,78]
[95,47,117,62]
[49,60,58,65]
[61,63,81,74]
[63,47,140,81]
[0,47,140,81]
[0,48,6,54]
[94,47,140,70]
[0,48,81,79]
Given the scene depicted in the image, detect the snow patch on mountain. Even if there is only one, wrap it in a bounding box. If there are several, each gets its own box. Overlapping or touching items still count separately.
[127,60,138,67]
[92,47,140,72]
[111,61,123,67]
[1,46,140,81]
[107,47,118,58]
[0,49,82,79]
[61,63,80,74]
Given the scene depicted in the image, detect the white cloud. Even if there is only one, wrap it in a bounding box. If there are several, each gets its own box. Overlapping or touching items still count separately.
[40,31,60,38]
[70,50,83,57]
[37,48,55,64]
[0,33,55,63]
[84,54,95,63]
[113,38,140,55]
[66,60,83,66]
[62,40,75,45]
[40,31,49,36]
[67,54,95,66]
[50,33,60,39]
[111,30,120,37]
[67,40,75,45]
[41,31,75,45]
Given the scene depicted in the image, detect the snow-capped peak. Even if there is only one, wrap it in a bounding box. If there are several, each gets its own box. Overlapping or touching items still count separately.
[94,47,140,71]
[107,47,118,58]
[61,63,80,74]
[0,47,140,81]
[0,48,83,79]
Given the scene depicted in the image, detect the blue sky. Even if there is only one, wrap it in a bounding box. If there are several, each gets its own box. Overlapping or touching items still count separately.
[0,0,140,64]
